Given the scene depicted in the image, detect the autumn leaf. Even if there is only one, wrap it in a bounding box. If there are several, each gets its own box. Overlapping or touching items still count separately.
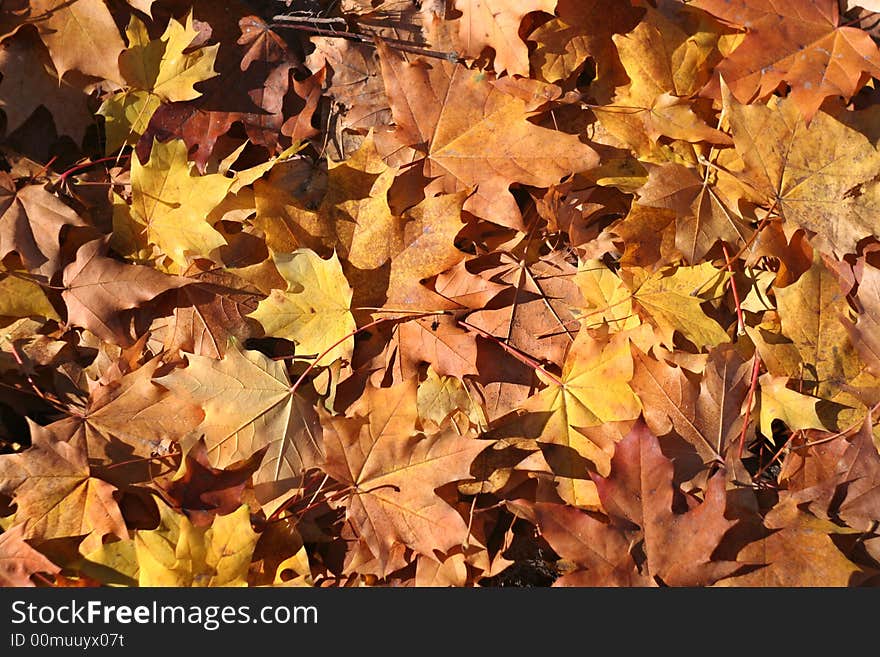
[417,366,486,432]
[575,258,640,332]
[321,380,486,574]
[775,254,864,401]
[26,0,125,83]
[0,273,59,321]
[466,244,583,371]
[0,175,86,278]
[0,523,61,587]
[834,417,880,532]
[0,32,93,143]
[724,89,880,257]
[120,138,232,269]
[630,345,752,465]
[636,160,753,264]
[758,374,828,439]
[529,0,641,85]
[155,339,323,515]
[451,0,557,76]
[0,428,129,552]
[510,499,649,586]
[248,249,356,366]
[629,261,730,351]
[253,133,398,263]
[151,266,261,359]
[135,502,258,587]
[62,238,191,344]
[40,357,204,487]
[845,263,880,378]
[590,421,742,586]
[305,37,389,137]
[139,16,307,170]
[693,0,880,120]
[716,497,864,587]
[99,12,219,150]
[161,439,262,527]
[376,41,599,228]
[513,328,641,476]
[595,7,730,159]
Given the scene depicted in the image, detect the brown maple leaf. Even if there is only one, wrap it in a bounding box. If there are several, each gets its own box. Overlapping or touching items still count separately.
[0,175,86,278]
[636,159,754,264]
[694,0,880,120]
[0,31,93,143]
[529,0,642,86]
[835,416,880,532]
[0,429,129,553]
[150,266,261,359]
[37,357,204,488]
[845,262,880,379]
[321,380,487,575]
[61,238,191,345]
[630,346,753,466]
[0,523,61,587]
[589,421,742,586]
[376,40,599,229]
[724,90,880,257]
[25,0,125,83]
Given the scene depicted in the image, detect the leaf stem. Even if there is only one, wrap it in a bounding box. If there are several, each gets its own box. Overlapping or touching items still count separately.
[457,318,565,387]
[57,154,131,185]
[721,244,746,337]
[737,354,763,458]
[287,311,447,397]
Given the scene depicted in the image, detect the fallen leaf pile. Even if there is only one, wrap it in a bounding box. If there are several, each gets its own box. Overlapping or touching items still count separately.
[1,0,880,588]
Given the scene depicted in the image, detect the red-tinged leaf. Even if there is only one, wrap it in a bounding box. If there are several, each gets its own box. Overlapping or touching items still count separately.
[375,40,599,229]
[590,421,742,586]
[160,439,263,527]
[510,500,650,586]
[694,0,880,120]
[139,16,303,170]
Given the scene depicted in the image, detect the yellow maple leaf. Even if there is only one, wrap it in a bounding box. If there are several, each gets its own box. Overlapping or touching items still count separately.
[117,138,231,270]
[517,329,642,476]
[0,273,59,320]
[248,249,356,367]
[758,374,829,440]
[253,132,399,261]
[135,503,258,587]
[155,340,323,516]
[575,259,640,332]
[630,262,730,351]
[596,8,730,160]
[724,88,880,256]
[98,12,219,150]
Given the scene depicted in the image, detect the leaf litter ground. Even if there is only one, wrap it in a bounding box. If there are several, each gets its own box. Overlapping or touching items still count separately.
[1,0,880,587]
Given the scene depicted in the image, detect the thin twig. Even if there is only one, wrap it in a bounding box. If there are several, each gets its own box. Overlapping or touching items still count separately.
[270,21,460,61]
